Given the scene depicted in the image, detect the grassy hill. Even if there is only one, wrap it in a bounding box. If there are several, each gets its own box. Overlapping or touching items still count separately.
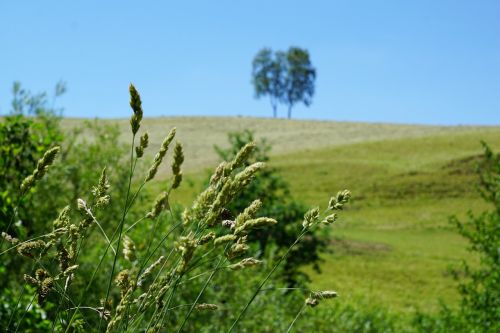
[64,116,500,314]
[273,129,500,313]
[61,116,493,171]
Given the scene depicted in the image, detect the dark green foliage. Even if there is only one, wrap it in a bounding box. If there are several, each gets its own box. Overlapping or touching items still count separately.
[38,120,130,231]
[214,130,327,285]
[0,83,129,237]
[0,83,129,331]
[252,48,287,118]
[450,141,500,332]
[252,47,316,119]
[0,82,64,235]
[0,285,54,333]
[283,47,316,119]
[412,306,464,333]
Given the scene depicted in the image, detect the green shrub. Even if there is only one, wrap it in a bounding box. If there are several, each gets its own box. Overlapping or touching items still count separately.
[0,82,64,235]
[214,130,327,286]
[0,84,130,297]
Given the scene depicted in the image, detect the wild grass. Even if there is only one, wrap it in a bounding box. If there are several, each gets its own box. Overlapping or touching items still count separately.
[5,93,499,330]
[1,86,352,332]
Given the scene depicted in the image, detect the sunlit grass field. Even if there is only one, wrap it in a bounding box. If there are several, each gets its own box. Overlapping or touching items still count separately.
[66,117,500,314]
[275,128,500,313]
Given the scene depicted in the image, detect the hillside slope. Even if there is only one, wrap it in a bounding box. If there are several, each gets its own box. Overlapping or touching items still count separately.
[272,129,500,312]
[61,116,495,171]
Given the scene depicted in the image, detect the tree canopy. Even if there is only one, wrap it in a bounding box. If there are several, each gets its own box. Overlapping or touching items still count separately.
[251,47,316,119]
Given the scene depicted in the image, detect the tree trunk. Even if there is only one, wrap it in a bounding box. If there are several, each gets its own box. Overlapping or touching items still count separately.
[287,105,292,119]
[271,99,277,118]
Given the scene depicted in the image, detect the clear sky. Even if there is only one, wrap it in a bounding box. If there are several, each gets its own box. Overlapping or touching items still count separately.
[1,1,499,125]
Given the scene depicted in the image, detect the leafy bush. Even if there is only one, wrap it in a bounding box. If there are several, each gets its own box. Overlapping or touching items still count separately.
[0,285,54,333]
[0,84,129,293]
[0,82,64,235]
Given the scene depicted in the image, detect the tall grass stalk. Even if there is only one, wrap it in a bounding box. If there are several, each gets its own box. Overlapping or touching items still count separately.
[286,303,307,333]
[227,227,308,332]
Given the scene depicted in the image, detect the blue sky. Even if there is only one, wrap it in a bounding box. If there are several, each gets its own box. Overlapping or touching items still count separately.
[1,1,499,125]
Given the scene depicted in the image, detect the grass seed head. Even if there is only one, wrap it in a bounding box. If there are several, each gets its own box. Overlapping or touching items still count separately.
[233,162,265,189]
[205,163,264,227]
[56,241,70,272]
[185,186,217,226]
[146,191,169,219]
[175,233,198,274]
[93,167,110,197]
[77,198,88,212]
[92,167,111,208]
[136,132,149,158]
[123,236,137,262]
[214,234,237,246]
[195,303,218,311]
[145,128,176,182]
[116,269,132,291]
[63,265,79,277]
[328,190,352,210]
[1,232,19,245]
[305,290,338,308]
[198,232,216,245]
[234,217,277,236]
[303,207,320,228]
[17,240,46,258]
[38,277,53,305]
[20,146,60,194]
[68,224,79,259]
[305,297,319,307]
[226,142,256,172]
[226,237,249,259]
[24,274,38,286]
[138,256,165,286]
[53,205,71,229]
[322,213,338,225]
[234,199,262,228]
[313,290,338,299]
[229,257,262,270]
[171,141,185,189]
[129,84,143,135]
[210,162,227,185]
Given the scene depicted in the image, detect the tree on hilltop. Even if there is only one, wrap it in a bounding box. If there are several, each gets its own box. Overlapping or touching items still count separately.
[251,47,316,119]
[251,48,287,118]
[283,47,316,119]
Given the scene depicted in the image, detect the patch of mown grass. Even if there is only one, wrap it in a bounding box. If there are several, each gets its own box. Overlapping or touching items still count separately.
[61,116,495,172]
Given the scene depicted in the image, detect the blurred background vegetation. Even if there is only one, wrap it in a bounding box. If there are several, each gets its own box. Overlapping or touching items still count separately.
[1,82,499,332]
